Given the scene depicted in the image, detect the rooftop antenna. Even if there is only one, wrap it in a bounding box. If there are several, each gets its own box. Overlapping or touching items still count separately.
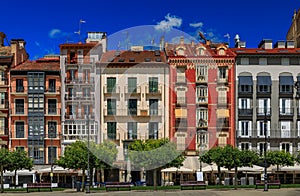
[74,19,86,42]
[224,33,230,46]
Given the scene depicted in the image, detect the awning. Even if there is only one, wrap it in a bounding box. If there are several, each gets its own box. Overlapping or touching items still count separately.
[279,76,294,85]
[217,109,229,118]
[238,76,253,85]
[257,76,272,85]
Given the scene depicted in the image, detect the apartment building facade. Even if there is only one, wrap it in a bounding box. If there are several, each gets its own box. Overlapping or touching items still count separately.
[98,49,169,182]
[233,39,300,155]
[59,32,106,152]
[10,56,61,164]
[165,38,236,156]
[0,33,28,148]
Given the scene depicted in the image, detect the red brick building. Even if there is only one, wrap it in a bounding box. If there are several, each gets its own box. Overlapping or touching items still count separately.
[10,56,61,164]
[0,33,28,148]
[165,38,236,155]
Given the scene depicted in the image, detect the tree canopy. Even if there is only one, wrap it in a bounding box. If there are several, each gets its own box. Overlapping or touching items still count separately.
[266,150,295,170]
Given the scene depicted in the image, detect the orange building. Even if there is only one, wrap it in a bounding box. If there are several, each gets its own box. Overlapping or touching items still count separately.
[0,33,28,148]
[165,38,236,155]
[10,55,61,164]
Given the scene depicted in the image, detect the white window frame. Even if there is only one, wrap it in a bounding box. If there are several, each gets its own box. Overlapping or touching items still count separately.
[238,121,252,137]
[257,120,270,137]
[280,121,291,138]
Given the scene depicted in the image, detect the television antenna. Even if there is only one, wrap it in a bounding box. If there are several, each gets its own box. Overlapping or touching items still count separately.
[224,33,230,46]
[74,19,86,42]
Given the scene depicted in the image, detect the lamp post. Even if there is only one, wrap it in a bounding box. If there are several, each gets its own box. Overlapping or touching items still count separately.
[86,114,90,194]
[263,112,268,191]
[50,125,54,186]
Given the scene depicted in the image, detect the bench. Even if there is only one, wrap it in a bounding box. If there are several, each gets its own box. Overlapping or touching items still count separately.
[255,180,281,189]
[180,181,207,190]
[105,182,132,192]
[27,182,52,192]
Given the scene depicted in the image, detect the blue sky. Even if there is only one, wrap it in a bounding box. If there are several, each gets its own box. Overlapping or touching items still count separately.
[2,0,300,59]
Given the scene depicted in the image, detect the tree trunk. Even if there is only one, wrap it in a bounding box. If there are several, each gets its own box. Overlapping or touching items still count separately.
[153,169,157,191]
[14,170,17,189]
[234,167,238,190]
[82,170,85,192]
[1,165,3,193]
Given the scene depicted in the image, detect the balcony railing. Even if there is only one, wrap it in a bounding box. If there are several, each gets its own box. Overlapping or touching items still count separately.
[279,108,294,116]
[196,119,208,129]
[196,97,208,104]
[238,109,253,116]
[65,77,95,84]
[104,109,162,116]
[257,108,271,116]
[196,75,207,83]
[124,86,141,94]
[64,113,95,120]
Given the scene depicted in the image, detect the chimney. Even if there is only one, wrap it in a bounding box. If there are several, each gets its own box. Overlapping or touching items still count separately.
[180,37,184,45]
[160,36,165,51]
[205,40,211,46]
[191,40,195,47]
[0,32,6,47]
[258,39,273,49]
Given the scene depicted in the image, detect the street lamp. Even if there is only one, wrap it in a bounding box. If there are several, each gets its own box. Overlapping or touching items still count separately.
[263,112,268,191]
[50,124,54,186]
[86,114,90,194]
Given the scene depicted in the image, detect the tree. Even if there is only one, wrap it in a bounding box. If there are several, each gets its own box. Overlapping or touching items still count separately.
[88,140,118,182]
[8,149,33,188]
[129,139,185,190]
[0,148,11,193]
[200,145,259,189]
[56,141,98,191]
[266,150,295,178]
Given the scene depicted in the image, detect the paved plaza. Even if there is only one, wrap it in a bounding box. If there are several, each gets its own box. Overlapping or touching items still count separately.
[2,189,300,196]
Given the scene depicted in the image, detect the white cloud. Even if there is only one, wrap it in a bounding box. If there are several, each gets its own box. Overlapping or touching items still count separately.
[189,22,203,28]
[49,29,62,38]
[154,14,182,32]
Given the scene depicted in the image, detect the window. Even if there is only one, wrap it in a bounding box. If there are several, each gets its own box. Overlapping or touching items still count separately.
[28,72,44,91]
[15,99,24,114]
[48,99,57,114]
[48,121,57,138]
[149,77,158,93]
[257,98,270,115]
[0,93,5,108]
[257,76,271,93]
[149,122,158,139]
[281,143,291,153]
[83,69,90,83]
[257,120,270,137]
[280,99,292,115]
[0,118,4,135]
[240,85,252,93]
[218,67,227,79]
[49,79,56,92]
[69,70,75,81]
[15,146,25,151]
[107,122,116,140]
[176,87,186,105]
[196,65,207,82]
[48,146,57,164]
[258,143,267,156]
[239,98,251,109]
[107,99,116,115]
[240,143,250,150]
[16,79,24,92]
[107,77,116,93]
[197,108,208,127]
[198,48,205,56]
[149,99,158,116]
[83,87,90,98]
[218,87,227,105]
[128,77,137,93]
[238,76,253,93]
[28,95,44,113]
[239,121,251,137]
[281,121,291,138]
[127,122,137,140]
[280,85,292,93]
[177,48,185,56]
[196,87,207,103]
[176,68,186,83]
[16,122,24,138]
[218,49,225,55]
[128,99,137,115]
[84,105,90,116]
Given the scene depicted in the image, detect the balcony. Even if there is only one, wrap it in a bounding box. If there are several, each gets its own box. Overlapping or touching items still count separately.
[103,108,162,122]
[0,102,9,110]
[0,79,8,86]
[238,109,253,116]
[145,85,162,99]
[65,77,95,85]
[217,78,228,84]
[64,113,95,120]
[124,86,141,98]
[279,108,294,119]
[196,96,208,105]
[103,85,120,98]
[236,130,252,138]
[196,119,208,129]
[65,94,95,102]
[257,108,271,116]
[196,75,207,84]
